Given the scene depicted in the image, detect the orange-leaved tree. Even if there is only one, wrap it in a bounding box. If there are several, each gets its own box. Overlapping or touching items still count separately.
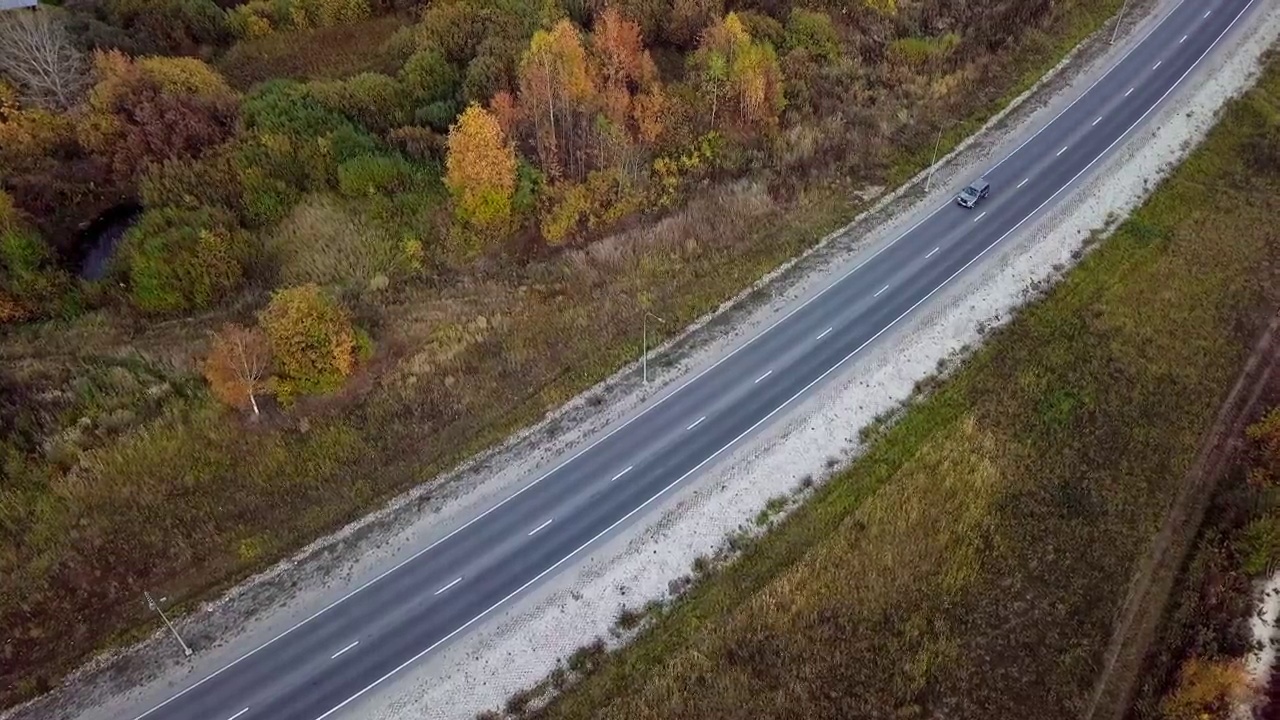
[204,323,271,415]
[591,7,666,153]
[445,103,518,237]
[258,284,358,399]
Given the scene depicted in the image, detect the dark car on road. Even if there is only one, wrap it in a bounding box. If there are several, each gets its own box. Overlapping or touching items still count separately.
[956,179,990,208]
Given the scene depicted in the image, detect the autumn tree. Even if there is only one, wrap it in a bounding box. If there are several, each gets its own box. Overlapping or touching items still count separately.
[446,103,518,234]
[517,19,597,182]
[259,284,359,398]
[591,8,658,132]
[690,13,785,136]
[204,323,271,415]
[0,8,89,111]
[78,52,240,183]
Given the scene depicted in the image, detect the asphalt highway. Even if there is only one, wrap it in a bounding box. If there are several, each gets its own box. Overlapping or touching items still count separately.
[123,1,1260,718]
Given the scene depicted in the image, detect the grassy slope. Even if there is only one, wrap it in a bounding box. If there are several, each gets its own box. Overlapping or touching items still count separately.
[0,0,1128,706]
[532,54,1280,720]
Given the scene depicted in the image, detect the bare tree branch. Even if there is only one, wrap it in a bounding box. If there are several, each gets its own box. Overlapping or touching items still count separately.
[0,8,88,110]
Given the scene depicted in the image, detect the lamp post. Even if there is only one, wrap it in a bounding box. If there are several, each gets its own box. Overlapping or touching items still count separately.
[643,311,665,384]
[1111,0,1130,45]
[146,591,193,657]
[925,125,945,194]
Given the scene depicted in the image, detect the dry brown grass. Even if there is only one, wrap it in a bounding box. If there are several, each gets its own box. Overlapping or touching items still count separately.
[270,193,404,289]
[215,15,407,91]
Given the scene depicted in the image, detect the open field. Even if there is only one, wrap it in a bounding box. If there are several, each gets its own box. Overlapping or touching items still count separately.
[527,51,1280,720]
[0,0,1130,706]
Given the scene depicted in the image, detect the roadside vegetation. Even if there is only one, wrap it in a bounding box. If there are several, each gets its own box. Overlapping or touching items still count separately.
[1125,398,1280,719]
[0,0,1127,705]
[520,54,1280,720]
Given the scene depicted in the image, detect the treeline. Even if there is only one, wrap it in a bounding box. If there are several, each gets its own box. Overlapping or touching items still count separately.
[2,0,1077,401]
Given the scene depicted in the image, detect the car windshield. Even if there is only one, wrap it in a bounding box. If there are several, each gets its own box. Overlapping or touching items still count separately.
[962,187,978,197]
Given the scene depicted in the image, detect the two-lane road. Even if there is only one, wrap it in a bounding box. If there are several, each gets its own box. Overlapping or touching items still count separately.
[120,1,1261,718]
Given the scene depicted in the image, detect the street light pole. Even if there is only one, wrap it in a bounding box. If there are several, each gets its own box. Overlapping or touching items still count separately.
[643,311,665,384]
[145,591,193,657]
[925,126,944,194]
[1111,0,1130,45]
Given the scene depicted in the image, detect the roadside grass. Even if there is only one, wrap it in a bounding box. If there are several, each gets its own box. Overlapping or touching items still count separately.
[527,55,1280,720]
[0,0,1136,705]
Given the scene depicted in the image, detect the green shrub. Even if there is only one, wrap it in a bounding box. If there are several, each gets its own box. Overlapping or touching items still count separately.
[337,154,414,197]
[1239,513,1280,575]
[120,207,249,314]
[242,80,352,137]
[140,151,246,220]
[310,72,411,133]
[329,124,382,163]
[887,33,960,68]
[106,0,232,52]
[288,0,370,30]
[784,9,840,63]
[399,48,460,107]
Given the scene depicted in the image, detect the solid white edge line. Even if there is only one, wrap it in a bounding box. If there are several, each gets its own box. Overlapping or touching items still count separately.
[687,417,706,431]
[754,370,772,383]
[816,327,832,340]
[609,466,633,482]
[330,641,358,660]
[225,710,249,720]
[527,518,553,537]
[433,578,462,596]
[310,4,1257,716]
[127,2,1208,718]
[983,0,1188,173]
[926,247,940,258]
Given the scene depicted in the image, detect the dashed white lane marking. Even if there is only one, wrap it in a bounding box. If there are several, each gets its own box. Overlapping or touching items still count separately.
[926,247,940,259]
[974,211,987,223]
[687,416,706,431]
[1017,178,1029,189]
[1153,60,1162,70]
[331,641,358,659]
[1180,34,1188,43]
[1204,9,1211,17]
[610,466,633,482]
[1125,87,1135,97]
[816,327,832,340]
[434,577,462,596]
[1057,145,1068,156]
[295,2,1262,717]
[874,285,890,298]
[754,370,772,383]
[225,710,249,720]
[528,518,553,536]
[1092,116,1102,126]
